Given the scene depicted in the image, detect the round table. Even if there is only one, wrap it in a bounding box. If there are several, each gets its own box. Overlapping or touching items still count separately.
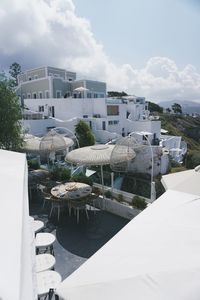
[36,253,56,273]
[35,233,56,255]
[32,220,44,233]
[36,270,61,298]
[51,181,92,200]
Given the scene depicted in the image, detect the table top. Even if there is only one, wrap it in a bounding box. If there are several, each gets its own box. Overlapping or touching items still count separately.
[51,181,92,200]
[32,220,44,233]
[36,270,62,296]
[35,233,56,248]
[36,253,56,273]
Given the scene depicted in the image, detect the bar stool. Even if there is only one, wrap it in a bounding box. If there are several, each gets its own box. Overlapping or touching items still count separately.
[36,254,56,273]
[35,232,56,256]
[33,220,45,234]
[36,270,61,300]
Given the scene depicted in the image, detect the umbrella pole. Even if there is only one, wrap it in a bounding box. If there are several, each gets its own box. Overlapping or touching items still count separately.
[100,165,105,209]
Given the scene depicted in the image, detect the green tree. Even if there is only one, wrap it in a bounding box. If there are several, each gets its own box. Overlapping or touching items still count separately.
[148,101,163,113]
[166,107,171,113]
[107,91,128,97]
[0,81,23,150]
[172,103,182,114]
[75,120,95,147]
[9,62,22,87]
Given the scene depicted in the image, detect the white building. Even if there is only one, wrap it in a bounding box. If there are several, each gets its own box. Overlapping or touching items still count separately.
[20,66,186,175]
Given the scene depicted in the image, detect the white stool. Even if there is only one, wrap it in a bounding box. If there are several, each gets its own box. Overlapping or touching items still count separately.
[33,220,45,234]
[37,270,61,299]
[35,233,56,256]
[36,254,56,273]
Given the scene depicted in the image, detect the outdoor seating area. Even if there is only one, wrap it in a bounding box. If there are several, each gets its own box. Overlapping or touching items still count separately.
[29,186,128,299]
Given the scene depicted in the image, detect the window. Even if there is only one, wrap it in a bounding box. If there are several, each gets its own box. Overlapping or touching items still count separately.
[68,78,72,81]
[39,92,43,99]
[34,75,38,79]
[32,93,37,99]
[28,77,32,81]
[38,106,44,112]
[27,93,31,99]
[107,105,119,116]
[100,93,105,98]
[108,120,119,125]
[45,91,49,98]
[49,106,55,117]
[83,115,88,118]
[94,93,98,98]
[56,91,61,98]
[87,93,92,98]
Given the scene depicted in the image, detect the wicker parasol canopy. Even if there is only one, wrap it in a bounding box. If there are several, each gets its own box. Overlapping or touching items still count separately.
[110,136,139,172]
[65,145,115,166]
[23,135,41,153]
[39,131,73,153]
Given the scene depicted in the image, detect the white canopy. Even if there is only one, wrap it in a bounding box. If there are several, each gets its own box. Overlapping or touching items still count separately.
[0,150,35,300]
[73,87,89,92]
[57,189,200,300]
[161,166,200,196]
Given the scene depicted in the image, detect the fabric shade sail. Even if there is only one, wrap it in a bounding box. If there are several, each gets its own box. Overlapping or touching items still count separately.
[56,189,200,300]
[161,165,200,196]
[0,150,35,300]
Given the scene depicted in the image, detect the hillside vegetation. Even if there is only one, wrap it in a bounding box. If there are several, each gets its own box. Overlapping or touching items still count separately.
[159,114,200,151]
[159,114,200,169]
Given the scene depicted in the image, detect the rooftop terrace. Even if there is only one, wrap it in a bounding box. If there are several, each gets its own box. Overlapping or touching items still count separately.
[30,189,129,280]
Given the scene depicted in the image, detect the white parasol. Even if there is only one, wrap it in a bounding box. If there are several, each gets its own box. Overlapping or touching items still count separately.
[73,87,89,92]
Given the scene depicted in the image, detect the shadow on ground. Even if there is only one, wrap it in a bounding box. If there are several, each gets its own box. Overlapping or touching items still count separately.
[29,188,129,279]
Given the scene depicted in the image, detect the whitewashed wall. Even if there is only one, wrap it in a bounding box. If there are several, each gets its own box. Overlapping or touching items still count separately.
[22,119,55,136]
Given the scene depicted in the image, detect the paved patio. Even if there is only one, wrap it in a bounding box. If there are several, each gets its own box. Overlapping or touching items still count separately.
[30,189,129,280]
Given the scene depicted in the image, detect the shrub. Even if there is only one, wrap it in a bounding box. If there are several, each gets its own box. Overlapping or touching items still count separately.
[28,159,40,170]
[170,160,181,168]
[71,173,93,186]
[50,166,71,181]
[185,151,200,169]
[117,194,124,202]
[92,186,101,195]
[132,195,147,210]
[105,190,112,198]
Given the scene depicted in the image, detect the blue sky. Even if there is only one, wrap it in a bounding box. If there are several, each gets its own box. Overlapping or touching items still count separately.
[74,0,200,70]
[0,0,200,101]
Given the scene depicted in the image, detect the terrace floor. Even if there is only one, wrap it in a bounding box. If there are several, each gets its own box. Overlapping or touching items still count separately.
[30,190,129,280]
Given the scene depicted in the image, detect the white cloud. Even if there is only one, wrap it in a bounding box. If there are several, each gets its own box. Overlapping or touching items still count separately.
[0,0,200,102]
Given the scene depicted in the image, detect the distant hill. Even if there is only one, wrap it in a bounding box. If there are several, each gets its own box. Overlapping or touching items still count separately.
[158,100,200,114]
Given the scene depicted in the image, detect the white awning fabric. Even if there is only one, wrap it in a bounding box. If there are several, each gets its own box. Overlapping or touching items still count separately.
[161,166,200,196]
[57,189,200,300]
[0,150,35,300]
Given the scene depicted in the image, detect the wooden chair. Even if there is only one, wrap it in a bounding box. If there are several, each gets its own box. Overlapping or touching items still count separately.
[68,198,89,224]
[49,197,67,222]
[86,193,100,214]
[41,190,52,210]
